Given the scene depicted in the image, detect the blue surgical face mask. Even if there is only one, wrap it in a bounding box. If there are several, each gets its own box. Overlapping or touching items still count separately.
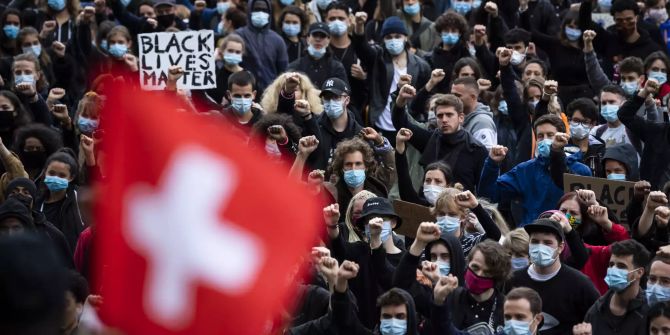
[344,169,366,188]
[529,243,557,267]
[607,173,626,181]
[511,257,530,271]
[601,104,620,123]
[403,2,421,15]
[384,38,405,56]
[216,2,230,14]
[14,74,34,86]
[108,43,128,58]
[528,99,539,109]
[323,99,344,119]
[620,80,639,96]
[48,0,66,12]
[535,138,552,158]
[365,220,393,242]
[251,11,270,28]
[498,100,508,115]
[120,0,132,7]
[3,25,19,39]
[598,0,612,12]
[423,184,446,205]
[231,97,252,115]
[307,44,326,59]
[565,27,582,41]
[605,267,636,292]
[436,215,461,234]
[280,0,294,5]
[44,175,69,192]
[328,20,348,37]
[441,32,460,45]
[316,0,333,10]
[282,23,301,37]
[649,71,668,85]
[453,1,472,15]
[223,52,242,65]
[437,260,451,276]
[99,40,108,52]
[504,319,532,335]
[569,122,591,140]
[22,45,41,58]
[78,116,99,134]
[379,318,407,335]
[647,284,670,306]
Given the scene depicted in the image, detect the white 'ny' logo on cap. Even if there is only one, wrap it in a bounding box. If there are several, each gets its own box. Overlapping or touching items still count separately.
[325,80,334,87]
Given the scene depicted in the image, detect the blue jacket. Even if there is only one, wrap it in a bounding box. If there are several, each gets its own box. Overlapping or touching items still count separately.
[478,153,591,227]
[235,0,288,92]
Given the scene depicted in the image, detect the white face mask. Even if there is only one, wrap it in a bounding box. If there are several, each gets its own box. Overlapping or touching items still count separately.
[423,184,446,205]
[510,49,527,66]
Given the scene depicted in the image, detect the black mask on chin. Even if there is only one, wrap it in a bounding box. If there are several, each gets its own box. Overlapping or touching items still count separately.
[20,150,47,169]
[8,193,33,209]
[156,14,175,28]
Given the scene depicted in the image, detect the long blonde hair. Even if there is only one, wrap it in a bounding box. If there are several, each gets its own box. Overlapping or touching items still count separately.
[260,72,323,114]
[344,190,377,243]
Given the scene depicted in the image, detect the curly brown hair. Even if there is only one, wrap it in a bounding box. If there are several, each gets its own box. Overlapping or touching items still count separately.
[468,240,511,282]
[434,11,469,36]
[330,137,376,176]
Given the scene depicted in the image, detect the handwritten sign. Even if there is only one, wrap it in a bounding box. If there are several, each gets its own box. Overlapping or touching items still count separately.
[563,174,635,223]
[393,200,435,238]
[138,30,216,90]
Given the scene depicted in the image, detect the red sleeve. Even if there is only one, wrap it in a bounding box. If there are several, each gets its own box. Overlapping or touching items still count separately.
[604,222,629,244]
[74,227,92,273]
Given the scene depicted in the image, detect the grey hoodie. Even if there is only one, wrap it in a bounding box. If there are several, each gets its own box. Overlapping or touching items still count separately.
[602,143,640,180]
[463,102,497,149]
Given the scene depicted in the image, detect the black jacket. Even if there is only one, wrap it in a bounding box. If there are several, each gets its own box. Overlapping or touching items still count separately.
[33,209,74,269]
[423,42,472,93]
[37,188,85,251]
[287,52,349,89]
[309,111,363,171]
[618,95,670,189]
[584,289,648,335]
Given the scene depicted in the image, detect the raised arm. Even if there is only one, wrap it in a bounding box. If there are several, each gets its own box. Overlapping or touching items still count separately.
[454,190,502,241]
[582,30,611,94]
[392,85,434,152]
[352,11,379,68]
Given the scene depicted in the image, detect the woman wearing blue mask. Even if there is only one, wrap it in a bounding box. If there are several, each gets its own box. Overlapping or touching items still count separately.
[530,10,594,104]
[17,28,57,95]
[279,6,308,63]
[0,9,21,57]
[397,0,432,49]
[83,26,139,85]
[36,149,85,251]
[431,187,502,256]
[644,51,670,101]
[11,53,55,126]
[200,34,246,106]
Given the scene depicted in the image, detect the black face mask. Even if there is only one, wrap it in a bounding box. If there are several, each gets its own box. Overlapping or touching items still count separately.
[156,14,175,28]
[20,150,46,169]
[0,111,15,131]
[8,193,32,209]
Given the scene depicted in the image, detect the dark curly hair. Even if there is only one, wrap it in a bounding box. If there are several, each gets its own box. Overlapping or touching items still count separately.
[330,137,376,176]
[12,123,63,156]
[251,113,302,143]
[467,240,511,282]
[435,11,469,37]
[452,57,482,80]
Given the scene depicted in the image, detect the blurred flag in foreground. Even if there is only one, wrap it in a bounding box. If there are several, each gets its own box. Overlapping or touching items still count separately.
[94,86,320,334]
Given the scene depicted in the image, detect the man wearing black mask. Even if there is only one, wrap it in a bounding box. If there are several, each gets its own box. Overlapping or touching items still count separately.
[5,177,73,268]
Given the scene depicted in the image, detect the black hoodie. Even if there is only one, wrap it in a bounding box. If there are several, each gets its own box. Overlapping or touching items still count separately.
[601,143,640,181]
[331,287,419,335]
[0,197,34,230]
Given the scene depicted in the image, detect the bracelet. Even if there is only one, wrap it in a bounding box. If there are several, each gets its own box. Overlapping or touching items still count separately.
[278,137,289,146]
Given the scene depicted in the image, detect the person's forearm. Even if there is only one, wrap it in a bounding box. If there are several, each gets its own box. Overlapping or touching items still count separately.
[289,154,308,180]
[638,206,656,237]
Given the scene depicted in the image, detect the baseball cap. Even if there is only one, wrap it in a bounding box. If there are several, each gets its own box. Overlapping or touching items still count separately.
[356,197,402,228]
[320,78,350,96]
[154,0,175,8]
[523,218,565,242]
[308,22,330,37]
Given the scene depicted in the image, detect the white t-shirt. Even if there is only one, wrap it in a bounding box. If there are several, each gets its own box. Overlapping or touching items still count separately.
[376,66,407,131]
[590,124,630,147]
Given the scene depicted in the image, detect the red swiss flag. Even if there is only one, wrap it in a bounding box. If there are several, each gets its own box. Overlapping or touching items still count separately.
[94,86,321,334]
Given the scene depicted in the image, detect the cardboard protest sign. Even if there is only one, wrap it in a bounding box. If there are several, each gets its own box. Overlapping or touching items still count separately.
[138,30,216,90]
[393,200,435,238]
[563,174,635,223]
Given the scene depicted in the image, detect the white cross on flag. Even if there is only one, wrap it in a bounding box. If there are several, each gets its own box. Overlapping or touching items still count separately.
[94,85,321,334]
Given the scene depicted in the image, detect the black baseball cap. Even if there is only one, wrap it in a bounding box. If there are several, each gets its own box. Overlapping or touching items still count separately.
[356,197,402,228]
[320,77,350,96]
[308,22,330,37]
[523,218,565,242]
[154,0,175,8]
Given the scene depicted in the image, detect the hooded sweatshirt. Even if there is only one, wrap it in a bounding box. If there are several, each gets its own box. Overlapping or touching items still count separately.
[463,103,497,149]
[601,143,640,181]
[234,0,288,92]
[0,197,34,230]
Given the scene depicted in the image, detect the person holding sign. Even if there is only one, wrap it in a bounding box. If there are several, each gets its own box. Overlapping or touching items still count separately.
[478,115,592,227]
[235,0,288,93]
